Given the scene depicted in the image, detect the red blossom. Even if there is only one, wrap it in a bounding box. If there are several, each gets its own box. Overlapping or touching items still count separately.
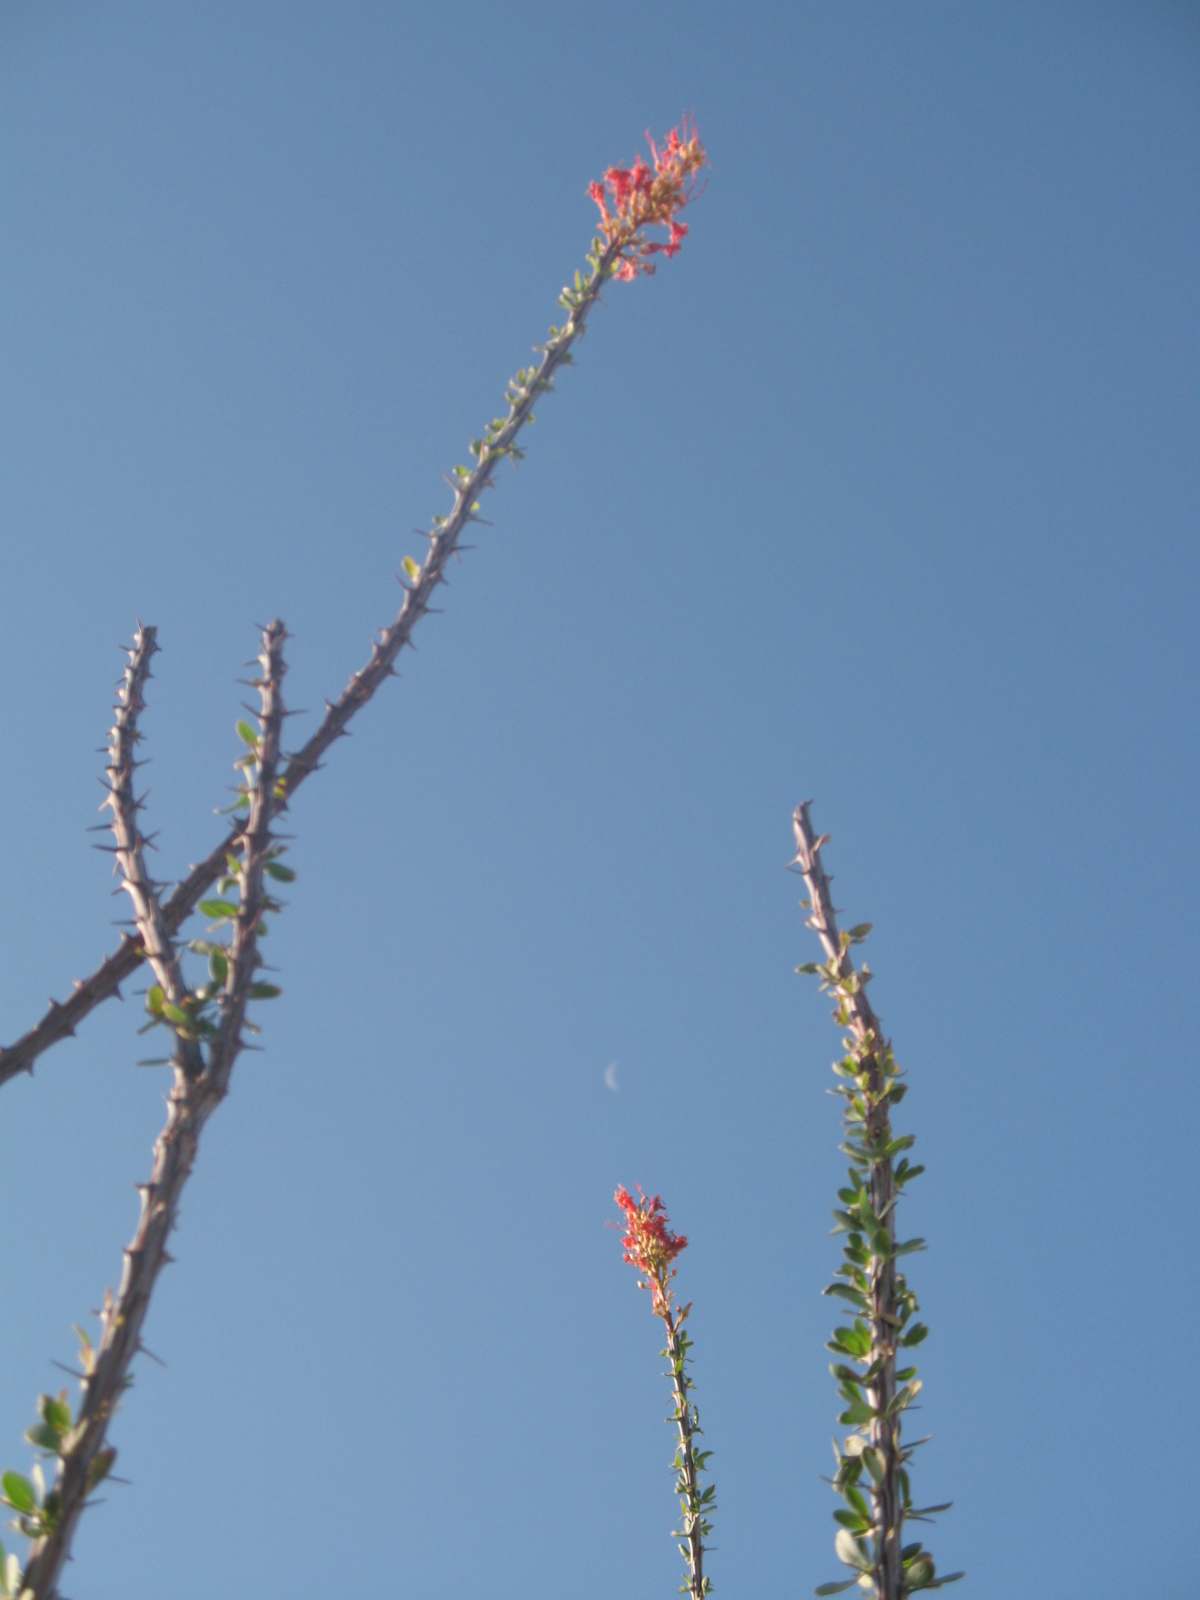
[614,1185,688,1315]
[589,117,707,280]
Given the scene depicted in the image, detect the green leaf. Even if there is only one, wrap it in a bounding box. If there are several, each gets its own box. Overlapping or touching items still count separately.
[815,1584,856,1597]
[839,1400,875,1426]
[901,1323,930,1348]
[23,1425,60,1453]
[887,1380,923,1416]
[2,1474,35,1514]
[834,1509,869,1531]
[235,720,260,748]
[145,985,165,1016]
[248,982,282,1000]
[402,555,421,582]
[199,899,239,919]
[830,1363,865,1386]
[828,1330,862,1359]
[905,1556,936,1588]
[823,1283,867,1306]
[847,923,873,941]
[834,1527,872,1573]
[208,949,229,984]
[40,1395,68,1431]
[86,1448,117,1491]
[894,1237,927,1257]
[265,862,295,882]
[861,1448,884,1482]
[796,962,821,976]
[161,1001,190,1026]
[845,1484,871,1521]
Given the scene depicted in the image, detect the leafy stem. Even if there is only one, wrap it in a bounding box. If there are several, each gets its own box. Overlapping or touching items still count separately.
[792,803,960,1600]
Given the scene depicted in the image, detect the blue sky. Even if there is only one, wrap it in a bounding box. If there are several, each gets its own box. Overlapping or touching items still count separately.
[2,4,1197,1596]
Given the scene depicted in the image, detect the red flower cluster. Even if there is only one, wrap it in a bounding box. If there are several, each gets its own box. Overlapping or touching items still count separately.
[589,118,708,281]
[614,1185,688,1314]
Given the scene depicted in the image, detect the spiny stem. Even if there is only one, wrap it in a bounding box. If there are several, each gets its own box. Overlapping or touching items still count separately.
[103,623,203,1078]
[794,802,960,1600]
[793,802,902,1598]
[17,626,290,1600]
[662,1306,708,1600]
[613,1186,714,1598]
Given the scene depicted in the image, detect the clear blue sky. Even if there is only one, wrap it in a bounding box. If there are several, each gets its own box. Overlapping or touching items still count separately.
[2,4,1197,1596]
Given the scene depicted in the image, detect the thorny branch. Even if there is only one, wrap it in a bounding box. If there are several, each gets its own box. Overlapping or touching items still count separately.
[18,624,288,1600]
[792,802,903,1600]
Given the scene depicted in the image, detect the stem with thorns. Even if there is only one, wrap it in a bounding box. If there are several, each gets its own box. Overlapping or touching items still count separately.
[12,625,288,1600]
[793,803,959,1600]
[613,1185,714,1598]
[662,1303,712,1600]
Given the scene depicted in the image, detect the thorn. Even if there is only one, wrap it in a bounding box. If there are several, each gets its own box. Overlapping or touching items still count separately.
[137,1341,168,1368]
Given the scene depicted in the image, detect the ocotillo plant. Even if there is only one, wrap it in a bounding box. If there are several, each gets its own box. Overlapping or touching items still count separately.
[613,1186,715,1599]
[0,121,708,1600]
[792,803,962,1599]
[0,115,708,1092]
